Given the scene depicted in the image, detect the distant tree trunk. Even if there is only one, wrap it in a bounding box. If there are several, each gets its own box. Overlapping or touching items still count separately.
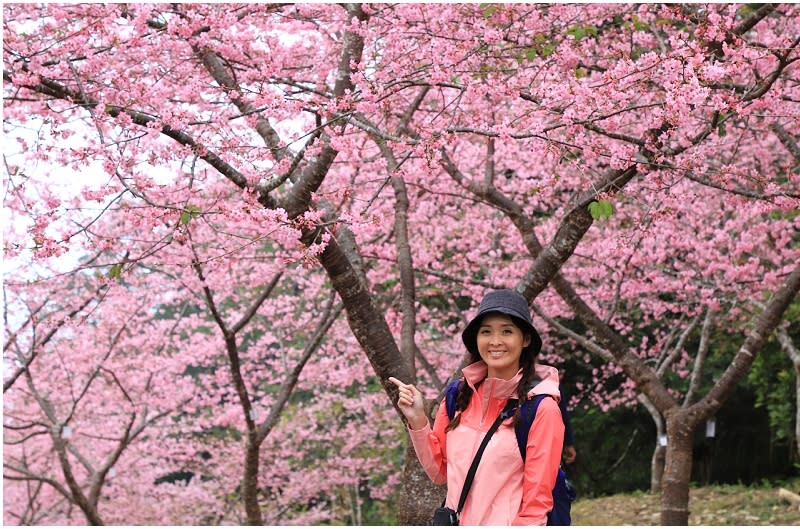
[652,444,666,494]
[775,328,800,461]
[640,394,666,493]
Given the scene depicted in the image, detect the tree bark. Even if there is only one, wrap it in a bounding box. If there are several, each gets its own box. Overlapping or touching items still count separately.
[396,442,447,525]
[311,231,415,387]
[243,437,264,525]
[311,230,432,524]
[660,409,697,525]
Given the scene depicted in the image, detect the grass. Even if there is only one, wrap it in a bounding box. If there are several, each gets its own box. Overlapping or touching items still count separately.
[571,479,800,525]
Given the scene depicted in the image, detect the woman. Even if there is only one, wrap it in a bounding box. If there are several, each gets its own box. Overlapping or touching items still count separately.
[389,289,564,525]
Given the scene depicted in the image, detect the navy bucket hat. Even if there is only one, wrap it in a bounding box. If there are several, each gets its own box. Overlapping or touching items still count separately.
[461,289,543,358]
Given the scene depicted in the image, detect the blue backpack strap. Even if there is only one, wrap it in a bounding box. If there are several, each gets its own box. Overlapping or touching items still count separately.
[515,394,548,461]
[444,378,462,421]
[516,393,575,525]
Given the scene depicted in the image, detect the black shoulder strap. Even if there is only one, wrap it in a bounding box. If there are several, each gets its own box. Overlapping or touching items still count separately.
[455,399,517,514]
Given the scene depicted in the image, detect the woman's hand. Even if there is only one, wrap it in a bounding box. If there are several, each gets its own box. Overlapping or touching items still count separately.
[388,377,428,430]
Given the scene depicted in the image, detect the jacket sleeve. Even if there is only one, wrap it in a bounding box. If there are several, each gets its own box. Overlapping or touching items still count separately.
[406,399,450,485]
[513,396,565,526]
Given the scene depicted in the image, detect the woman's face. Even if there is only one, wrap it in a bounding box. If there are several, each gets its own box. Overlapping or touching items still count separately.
[476,313,531,380]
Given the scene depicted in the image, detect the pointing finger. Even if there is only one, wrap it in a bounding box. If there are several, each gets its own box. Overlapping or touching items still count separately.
[388,377,406,388]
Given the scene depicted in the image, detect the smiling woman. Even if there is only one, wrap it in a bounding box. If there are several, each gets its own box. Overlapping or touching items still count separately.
[390,289,564,525]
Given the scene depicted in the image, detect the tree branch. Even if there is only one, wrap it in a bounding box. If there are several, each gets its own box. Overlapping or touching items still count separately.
[2,70,275,209]
[732,3,778,36]
[701,264,800,412]
[684,307,713,406]
[3,463,72,504]
[530,304,616,362]
[771,122,800,161]
[256,292,343,442]
[4,287,106,393]
[656,313,701,378]
[230,271,283,335]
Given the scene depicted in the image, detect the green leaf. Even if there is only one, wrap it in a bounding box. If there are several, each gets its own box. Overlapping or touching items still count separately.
[567,27,586,41]
[480,3,497,18]
[181,205,201,225]
[589,199,614,220]
[108,263,123,279]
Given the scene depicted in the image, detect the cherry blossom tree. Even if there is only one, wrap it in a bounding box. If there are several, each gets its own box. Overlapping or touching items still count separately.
[3,271,196,524]
[4,3,799,525]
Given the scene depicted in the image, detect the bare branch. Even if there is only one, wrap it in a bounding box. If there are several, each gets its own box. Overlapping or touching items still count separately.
[231,272,283,335]
[3,463,72,502]
[4,286,106,393]
[531,304,616,362]
[684,307,713,406]
[656,313,701,378]
[256,292,343,442]
[190,253,230,337]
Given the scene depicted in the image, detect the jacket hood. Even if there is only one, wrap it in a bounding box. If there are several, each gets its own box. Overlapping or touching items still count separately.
[526,363,561,401]
[462,361,522,398]
[460,361,561,402]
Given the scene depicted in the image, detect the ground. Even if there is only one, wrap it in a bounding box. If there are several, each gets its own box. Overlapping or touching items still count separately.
[571,479,800,525]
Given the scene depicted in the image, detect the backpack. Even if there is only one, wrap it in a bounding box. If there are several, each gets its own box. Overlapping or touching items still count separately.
[444,379,577,526]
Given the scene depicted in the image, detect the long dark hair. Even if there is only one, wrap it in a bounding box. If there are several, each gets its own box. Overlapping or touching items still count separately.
[445,313,538,432]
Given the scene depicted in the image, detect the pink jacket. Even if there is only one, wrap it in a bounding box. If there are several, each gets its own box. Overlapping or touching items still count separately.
[408,361,564,525]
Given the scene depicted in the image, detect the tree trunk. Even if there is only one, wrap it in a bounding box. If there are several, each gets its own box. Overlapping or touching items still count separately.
[396,442,446,525]
[312,233,414,387]
[660,409,696,525]
[242,436,264,525]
